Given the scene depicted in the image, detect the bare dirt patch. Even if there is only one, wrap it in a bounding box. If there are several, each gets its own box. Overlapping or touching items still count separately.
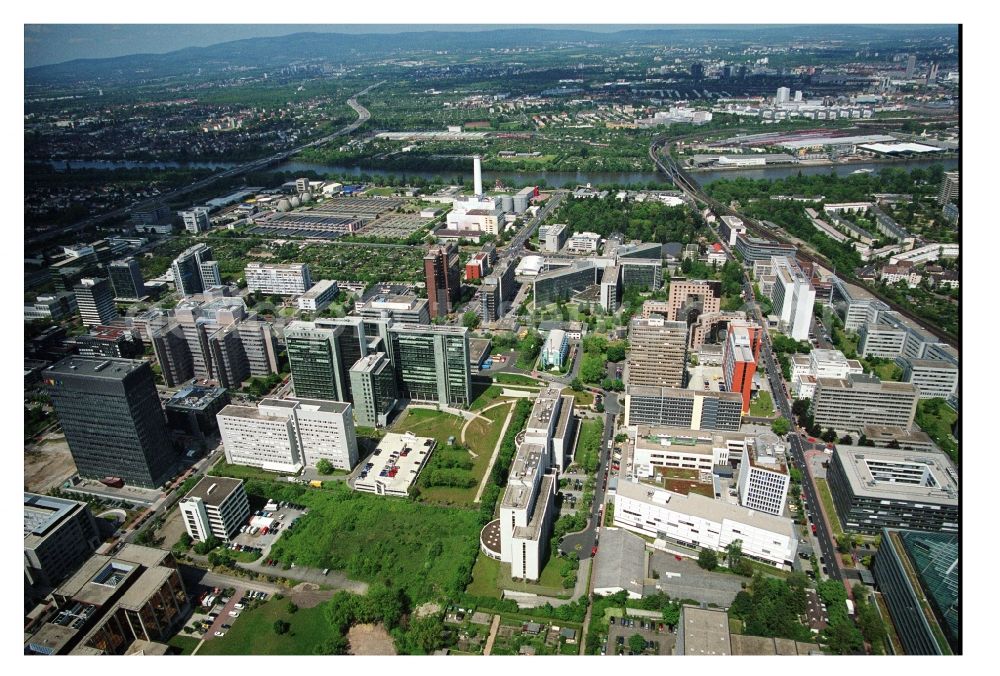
[347,623,397,655]
[289,583,336,609]
[24,436,77,492]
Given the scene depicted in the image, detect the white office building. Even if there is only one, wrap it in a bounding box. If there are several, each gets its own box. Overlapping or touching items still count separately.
[737,435,791,517]
[900,358,959,399]
[614,480,798,568]
[179,477,251,542]
[630,427,744,477]
[770,256,815,340]
[179,207,211,234]
[541,329,569,368]
[217,397,358,473]
[245,262,313,296]
[500,440,557,582]
[791,349,863,399]
[297,280,340,312]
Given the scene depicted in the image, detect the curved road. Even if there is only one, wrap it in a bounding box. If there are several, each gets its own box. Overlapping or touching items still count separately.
[27,82,384,248]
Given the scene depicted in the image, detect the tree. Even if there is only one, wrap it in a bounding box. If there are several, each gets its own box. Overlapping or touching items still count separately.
[726,540,744,569]
[821,428,838,443]
[838,434,853,446]
[771,417,791,436]
[176,533,192,550]
[462,310,480,329]
[273,619,290,635]
[287,601,299,614]
[628,633,646,655]
[570,377,583,391]
[661,602,680,628]
[315,459,335,476]
[697,547,718,571]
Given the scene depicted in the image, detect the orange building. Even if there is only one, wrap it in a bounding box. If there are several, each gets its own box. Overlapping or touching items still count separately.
[723,320,762,413]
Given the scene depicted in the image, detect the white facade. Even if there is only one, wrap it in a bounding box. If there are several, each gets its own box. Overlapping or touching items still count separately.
[566,232,602,253]
[218,397,358,473]
[179,207,211,234]
[245,263,313,296]
[736,445,790,517]
[631,427,741,477]
[888,243,959,266]
[770,256,815,341]
[541,329,569,368]
[179,478,251,542]
[614,481,797,568]
[297,280,340,312]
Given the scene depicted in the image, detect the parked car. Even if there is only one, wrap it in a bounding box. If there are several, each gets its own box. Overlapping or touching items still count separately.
[215,631,226,637]
[229,611,240,617]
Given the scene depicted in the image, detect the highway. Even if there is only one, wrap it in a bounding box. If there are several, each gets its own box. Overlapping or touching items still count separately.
[26,82,384,249]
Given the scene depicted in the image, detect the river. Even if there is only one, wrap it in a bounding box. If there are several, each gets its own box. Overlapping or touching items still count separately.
[43,156,958,188]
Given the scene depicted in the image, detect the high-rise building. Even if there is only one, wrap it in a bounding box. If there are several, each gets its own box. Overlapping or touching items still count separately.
[75,326,144,360]
[625,316,688,388]
[356,293,431,324]
[150,322,194,387]
[45,357,177,488]
[770,257,815,340]
[690,62,705,79]
[737,434,790,516]
[179,477,251,542]
[107,258,145,300]
[245,262,313,296]
[663,278,722,324]
[73,278,117,327]
[905,54,917,77]
[480,258,518,322]
[285,321,347,402]
[794,90,803,102]
[131,204,172,226]
[349,353,399,428]
[810,374,920,434]
[24,493,101,591]
[624,386,743,431]
[389,323,471,407]
[938,171,959,205]
[776,86,791,104]
[171,243,221,297]
[722,320,761,413]
[179,207,211,234]
[217,397,359,473]
[424,243,461,318]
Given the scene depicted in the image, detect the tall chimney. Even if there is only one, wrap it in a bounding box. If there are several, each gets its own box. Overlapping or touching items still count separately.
[473,155,483,197]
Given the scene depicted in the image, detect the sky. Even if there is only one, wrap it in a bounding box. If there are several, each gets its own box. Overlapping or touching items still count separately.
[24,24,776,68]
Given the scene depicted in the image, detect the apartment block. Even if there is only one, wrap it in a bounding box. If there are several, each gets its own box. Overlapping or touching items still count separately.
[179,477,251,542]
[245,262,312,296]
[625,316,688,388]
[663,279,722,323]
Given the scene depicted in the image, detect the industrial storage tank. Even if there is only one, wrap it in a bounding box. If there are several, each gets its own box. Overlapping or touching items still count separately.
[499,195,513,212]
[276,198,292,212]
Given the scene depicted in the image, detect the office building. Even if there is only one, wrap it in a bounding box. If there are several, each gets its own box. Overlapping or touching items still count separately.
[25,546,189,656]
[827,445,958,535]
[179,207,211,234]
[722,321,761,412]
[599,264,622,313]
[179,477,251,542]
[566,231,602,254]
[349,353,399,428]
[719,215,747,246]
[831,278,889,332]
[500,431,557,581]
[513,186,536,213]
[171,243,221,297]
[285,321,349,402]
[465,251,491,280]
[540,329,569,369]
[737,436,790,516]
[131,204,172,227]
[663,279,722,323]
[614,480,797,568]
[901,358,959,399]
[45,357,176,488]
[74,278,117,328]
[75,326,144,360]
[24,292,78,322]
[522,387,577,473]
[544,223,568,252]
[859,321,907,359]
[217,397,359,473]
[630,426,746,477]
[905,54,917,77]
[480,258,518,322]
[770,256,815,340]
[424,243,461,318]
[297,280,339,312]
[624,386,743,431]
[533,261,600,306]
[24,493,101,591]
[733,235,797,264]
[859,425,939,452]
[164,383,230,440]
[390,323,471,407]
[625,316,688,388]
[938,171,959,206]
[791,350,863,399]
[776,86,790,104]
[872,529,958,655]
[150,323,194,388]
[357,293,431,324]
[107,258,145,300]
[245,262,312,296]
[811,374,919,434]
[620,257,663,290]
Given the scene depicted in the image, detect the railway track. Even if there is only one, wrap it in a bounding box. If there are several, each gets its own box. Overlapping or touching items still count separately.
[649,137,957,347]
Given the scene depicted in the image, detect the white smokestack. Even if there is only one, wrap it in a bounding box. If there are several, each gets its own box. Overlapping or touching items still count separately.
[473,155,483,197]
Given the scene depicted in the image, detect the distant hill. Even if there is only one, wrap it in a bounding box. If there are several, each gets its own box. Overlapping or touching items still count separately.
[25,25,956,85]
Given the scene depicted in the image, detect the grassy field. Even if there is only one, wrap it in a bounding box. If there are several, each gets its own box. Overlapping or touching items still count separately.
[470,384,503,410]
[466,552,503,598]
[167,634,201,655]
[391,408,466,445]
[198,598,334,655]
[814,478,846,540]
[864,359,904,381]
[494,373,544,386]
[568,389,594,407]
[266,482,480,603]
[210,459,296,482]
[498,555,570,597]
[748,391,775,418]
[574,418,604,471]
[915,398,959,463]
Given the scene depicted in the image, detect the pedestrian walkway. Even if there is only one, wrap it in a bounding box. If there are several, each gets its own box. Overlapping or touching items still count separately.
[473,402,516,503]
[483,614,502,656]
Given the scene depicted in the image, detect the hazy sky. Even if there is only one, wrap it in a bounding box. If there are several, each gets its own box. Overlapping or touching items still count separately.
[23,24,687,68]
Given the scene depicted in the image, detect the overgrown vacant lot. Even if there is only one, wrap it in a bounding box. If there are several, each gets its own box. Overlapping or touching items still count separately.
[266,482,480,603]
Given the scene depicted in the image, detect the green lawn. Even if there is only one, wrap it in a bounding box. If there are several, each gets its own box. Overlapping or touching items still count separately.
[496,555,571,599]
[210,460,297,482]
[568,389,594,407]
[814,478,846,540]
[391,408,466,445]
[167,634,201,655]
[198,598,335,655]
[494,373,543,386]
[864,359,904,381]
[266,482,480,603]
[470,384,503,410]
[748,390,775,418]
[915,398,959,463]
[466,552,503,598]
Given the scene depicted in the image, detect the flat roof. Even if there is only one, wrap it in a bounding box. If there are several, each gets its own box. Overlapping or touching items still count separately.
[833,445,958,505]
[166,384,228,411]
[24,493,82,539]
[513,475,555,540]
[682,607,731,655]
[502,442,547,510]
[301,279,338,298]
[353,432,436,496]
[45,356,145,381]
[181,476,244,507]
[626,385,744,403]
[592,527,646,595]
[816,375,919,395]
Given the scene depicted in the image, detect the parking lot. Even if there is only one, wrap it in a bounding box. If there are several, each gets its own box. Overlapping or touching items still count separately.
[648,552,745,607]
[605,615,676,656]
[182,584,272,642]
[227,501,308,561]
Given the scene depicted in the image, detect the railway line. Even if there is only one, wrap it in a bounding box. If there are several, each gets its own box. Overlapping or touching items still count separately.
[649,137,957,347]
